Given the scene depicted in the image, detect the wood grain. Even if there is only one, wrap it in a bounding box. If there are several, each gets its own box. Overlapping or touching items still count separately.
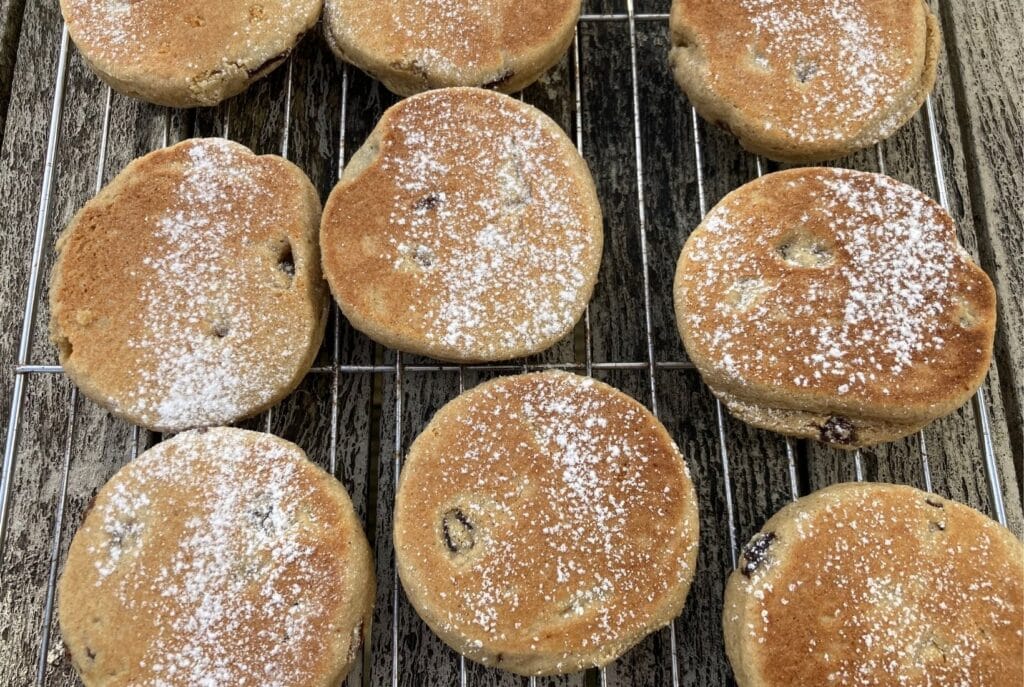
[0,0,27,144]
[0,1,1020,686]
[934,0,1024,480]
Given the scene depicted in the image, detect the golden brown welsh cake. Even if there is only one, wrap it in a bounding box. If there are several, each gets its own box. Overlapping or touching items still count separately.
[58,428,375,687]
[49,138,327,433]
[394,371,700,675]
[724,483,1024,686]
[673,168,996,448]
[323,0,581,95]
[321,88,603,363]
[669,0,940,162]
[59,0,322,107]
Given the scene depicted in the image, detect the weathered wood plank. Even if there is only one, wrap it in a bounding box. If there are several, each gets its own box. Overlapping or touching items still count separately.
[0,0,27,145]
[0,372,76,687]
[0,0,61,458]
[934,0,1024,481]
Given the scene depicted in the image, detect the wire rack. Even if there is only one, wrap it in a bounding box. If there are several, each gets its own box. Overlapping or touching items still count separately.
[0,2,1015,686]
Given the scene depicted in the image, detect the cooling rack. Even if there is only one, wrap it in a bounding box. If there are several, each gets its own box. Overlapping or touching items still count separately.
[1,1,1020,686]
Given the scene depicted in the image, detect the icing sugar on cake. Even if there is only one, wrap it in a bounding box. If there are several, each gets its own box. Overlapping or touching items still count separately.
[74,0,132,52]
[679,168,988,401]
[730,0,906,143]
[50,137,326,432]
[59,429,374,687]
[124,140,299,428]
[670,0,939,161]
[62,0,309,61]
[382,97,586,353]
[390,0,490,73]
[101,433,320,685]
[727,484,1023,686]
[395,372,699,674]
[324,0,581,95]
[60,0,323,106]
[321,88,602,362]
[436,375,682,638]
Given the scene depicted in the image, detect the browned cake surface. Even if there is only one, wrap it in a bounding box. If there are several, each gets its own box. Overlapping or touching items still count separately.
[669,0,939,162]
[323,0,580,95]
[674,168,996,447]
[394,371,700,675]
[50,138,327,432]
[58,428,375,687]
[724,483,1024,686]
[321,88,603,363]
[59,0,322,106]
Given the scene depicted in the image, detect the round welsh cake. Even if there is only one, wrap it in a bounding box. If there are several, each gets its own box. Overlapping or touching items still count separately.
[59,0,323,107]
[669,0,940,162]
[673,168,996,448]
[724,483,1024,686]
[321,88,603,363]
[394,371,700,675]
[49,138,327,433]
[324,0,581,95]
[58,428,375,687]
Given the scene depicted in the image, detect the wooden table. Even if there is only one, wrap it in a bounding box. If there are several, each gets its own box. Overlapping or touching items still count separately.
[1,1,1021,685]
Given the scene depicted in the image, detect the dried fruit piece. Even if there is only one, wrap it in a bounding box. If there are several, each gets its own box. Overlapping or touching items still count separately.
[442,508,475,554]
[819,416,856,444]
[741,531,777,577]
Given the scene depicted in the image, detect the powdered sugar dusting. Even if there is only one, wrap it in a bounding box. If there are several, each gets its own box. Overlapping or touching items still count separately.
[734,485,1023,685]
[63,0,315,63]
[390,0,491,74]
[117,139,305,429]
[346,91,600,360]
[91,482,149,580]
[329,0,576,81]
[71,0,132,50]
[680,169,985,401]
[398,373,697,669]
[682,0,923,145]
[75,429,357,686]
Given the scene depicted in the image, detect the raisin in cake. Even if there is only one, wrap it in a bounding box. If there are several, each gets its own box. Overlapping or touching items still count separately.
[394,371,700,675]
[58,428,375,687]
[50,138,327,432]
[673,168,996,448]
[320,88,602,363]
[724,482,1023,686]
[669,0,939,162]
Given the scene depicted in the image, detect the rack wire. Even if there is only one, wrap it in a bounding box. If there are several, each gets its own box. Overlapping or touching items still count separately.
[0,3,1014,687]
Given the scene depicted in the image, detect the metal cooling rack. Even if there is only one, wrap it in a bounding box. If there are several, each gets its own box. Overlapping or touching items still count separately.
[0,2,1012,686]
